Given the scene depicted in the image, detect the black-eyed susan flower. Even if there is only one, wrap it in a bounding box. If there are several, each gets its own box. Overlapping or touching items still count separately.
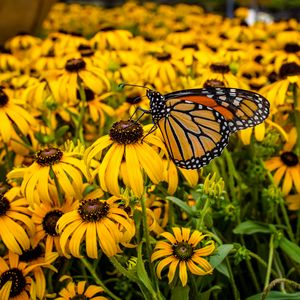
[57,196,135,258]
[81,88,115,128]
[30,189,78,255]
[260,62,300,108]
[0,87,37,143]
[163,160,199,195]
[91,28,133,50]
[286,193,300,211]
[0,187,34,254]
[19,246,58,299]
[196,62,249,89]
[85,121,166,198]
[7,144,88,205]
[0,251,50,299]
[142,52,187,91]
[47,57,110,104]
[265,128,300,196]
[151,227,215,287]
[56,276,108,300]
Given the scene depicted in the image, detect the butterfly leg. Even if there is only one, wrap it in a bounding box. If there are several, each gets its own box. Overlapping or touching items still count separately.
[141,124,158,143]
[129,106,151,122]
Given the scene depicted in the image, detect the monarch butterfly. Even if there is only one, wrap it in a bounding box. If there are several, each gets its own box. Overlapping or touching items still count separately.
[121,84,270,169]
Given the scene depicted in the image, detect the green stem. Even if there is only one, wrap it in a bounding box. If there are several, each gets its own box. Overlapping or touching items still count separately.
[248,251,279,278]
[4,143,13,171]
[197,196,210,230]
[261,278,300,300]
[225,257,240,300]
[292,83,300,155]
[279,199,296,243]
[75,82,86,143]
[245,257,261,292]
[80,257,122,300]
[264,234,274,289]
[109,256,138,282]
[223,149,237,200]
[140,195,158,287]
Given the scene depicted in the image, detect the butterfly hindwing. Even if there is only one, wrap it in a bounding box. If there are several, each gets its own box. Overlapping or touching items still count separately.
[157,99,230,169]
[164,87,270,133]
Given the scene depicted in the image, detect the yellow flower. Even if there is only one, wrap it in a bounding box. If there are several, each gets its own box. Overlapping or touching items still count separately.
[196,62,249,89]
[85,121,165,198]
[0,50,21,72]
[91,28,133,50]
[163,160,199,195]
[30,189,78,255]
[83,89,115,128]
[56,276,108,300]
[0,88,37,143]
[143,52,187,91]
[47,57,110,104]
[151,227,215,287]
[0,251,50,299]
[264,128,300,196]
[286,194,300,211]
[7,145,88,205]
[0,187,34,254]
[57,196,135,258]
[260,62,300,109]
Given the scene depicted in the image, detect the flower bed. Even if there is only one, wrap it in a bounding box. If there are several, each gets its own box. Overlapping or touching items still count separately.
[0,2,300,299]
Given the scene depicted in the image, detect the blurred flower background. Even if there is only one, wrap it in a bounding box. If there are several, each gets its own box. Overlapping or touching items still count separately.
[0,0,300,299]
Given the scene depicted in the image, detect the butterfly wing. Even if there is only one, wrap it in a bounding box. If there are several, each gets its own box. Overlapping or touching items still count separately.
[165,87,270,133]
[157,98,230,169]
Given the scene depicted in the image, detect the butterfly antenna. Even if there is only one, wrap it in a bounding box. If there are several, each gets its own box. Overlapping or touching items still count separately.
[119,83,150,90]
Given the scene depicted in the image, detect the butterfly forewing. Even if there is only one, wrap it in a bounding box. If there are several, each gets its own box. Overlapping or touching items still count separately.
[165,87,270,133]
[157,99,230,169]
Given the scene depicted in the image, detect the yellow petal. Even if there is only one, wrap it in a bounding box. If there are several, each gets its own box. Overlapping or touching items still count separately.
[282,169,293,196]
[273,165,287,186]
[178,261,188,287]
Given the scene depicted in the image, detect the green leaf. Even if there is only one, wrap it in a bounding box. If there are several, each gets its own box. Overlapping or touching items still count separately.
[55,125,69,139]
[136,243,156,296]
[166,196,196,216]
[247,291,300,300]
[197,286,221,300]
[171,285,190,300]
[233,221,272,235]
[279,237,300,264]
[210,244,233,278]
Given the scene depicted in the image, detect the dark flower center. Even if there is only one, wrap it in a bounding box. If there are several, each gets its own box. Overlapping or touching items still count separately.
[254,54,263,63]
[35,148,63,166]
[279,62,300,78]
[249,83,264,90]
[284,43,300,53]
[210,63,230,74]
[0,89,9,107]
[172,241,194,261]
[204,79,225,88]
[65,58,86,72]
[71,295,88,300]
[109,120,143,144]
[76,88,95,101]
[182,43,199,50]
[78,199,110,222]
[100,26,116,31]
[0,194,10,216]
[155,52,171,61]
[0,268,26,297]
[280,151,299,167]
[174,27,191,33]
[42,210,63,236]
[78,45,95,57]
[20,244,43,262]
[125,95,142,104]
[268,71,278,83]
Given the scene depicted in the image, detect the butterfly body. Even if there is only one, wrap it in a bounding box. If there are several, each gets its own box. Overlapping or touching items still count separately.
[145,87,270,169]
